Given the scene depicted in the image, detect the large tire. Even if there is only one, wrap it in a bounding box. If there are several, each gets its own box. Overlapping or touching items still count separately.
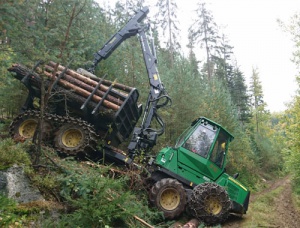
[9,110,53,142]
[149,178,187,219]
[188,182,231,225]
[54,123,96,155]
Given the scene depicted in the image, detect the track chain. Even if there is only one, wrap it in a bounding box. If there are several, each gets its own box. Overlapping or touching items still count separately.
[9,110,98,156]
[188,182,231,225]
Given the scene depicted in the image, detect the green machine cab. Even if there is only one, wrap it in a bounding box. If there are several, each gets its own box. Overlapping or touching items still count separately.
[149,117,250,225]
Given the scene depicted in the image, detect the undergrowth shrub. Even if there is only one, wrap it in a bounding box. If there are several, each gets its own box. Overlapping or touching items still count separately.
[0,138,31,170]
[0,194,39,227]
[0,118,11,134]
[41,161,162,227]
[0,194,19,226]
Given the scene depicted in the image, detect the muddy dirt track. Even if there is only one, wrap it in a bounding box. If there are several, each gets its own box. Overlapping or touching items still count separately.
[222,177,300,228]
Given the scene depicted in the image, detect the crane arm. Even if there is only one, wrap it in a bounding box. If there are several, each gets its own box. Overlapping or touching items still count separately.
[88,7,149,73]
[88,7,171,159]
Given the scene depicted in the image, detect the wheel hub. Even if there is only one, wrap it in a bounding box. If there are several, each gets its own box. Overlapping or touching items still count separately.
[61,129,83,148]
[204,195,222,215]
[160,188,180,211]
[19,119,38,138]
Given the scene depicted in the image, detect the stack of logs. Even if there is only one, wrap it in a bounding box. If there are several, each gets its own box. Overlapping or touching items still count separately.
[8,61,136,117]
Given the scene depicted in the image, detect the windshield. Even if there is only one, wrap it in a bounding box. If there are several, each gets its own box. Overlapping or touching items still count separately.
[175,126,192,148]
[182,123,216,158]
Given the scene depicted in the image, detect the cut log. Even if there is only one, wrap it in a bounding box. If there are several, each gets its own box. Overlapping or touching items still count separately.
[48,61,133,93]
[44,65,124,106]
[42,71,120,111]
[182,219,200,228]
[7,63,116,117]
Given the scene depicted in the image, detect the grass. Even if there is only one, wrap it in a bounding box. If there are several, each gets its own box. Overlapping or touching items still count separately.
[292,190,300,213]
[239,186,283,227]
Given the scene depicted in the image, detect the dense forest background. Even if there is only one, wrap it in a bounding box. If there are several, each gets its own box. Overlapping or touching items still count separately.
[0,0,300,226]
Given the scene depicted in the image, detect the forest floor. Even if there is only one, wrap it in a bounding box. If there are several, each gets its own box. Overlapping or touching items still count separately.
[222,176,300,228]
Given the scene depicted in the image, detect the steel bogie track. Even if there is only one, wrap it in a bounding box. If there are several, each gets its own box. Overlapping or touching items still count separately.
[9,110,98,156]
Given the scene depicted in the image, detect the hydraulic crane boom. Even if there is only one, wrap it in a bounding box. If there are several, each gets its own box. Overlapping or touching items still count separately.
[88,7,171,159]
[88,7,149,73]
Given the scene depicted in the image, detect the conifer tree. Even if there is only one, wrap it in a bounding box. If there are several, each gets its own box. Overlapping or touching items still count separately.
[249,67,268,133]
[231,67,251,125]
[213,33,234,86]
[155,0,180,67]
[187,33,200,79]
[188,1,219,80]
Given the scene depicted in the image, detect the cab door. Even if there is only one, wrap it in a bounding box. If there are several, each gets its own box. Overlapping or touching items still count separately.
[177,123,231,181]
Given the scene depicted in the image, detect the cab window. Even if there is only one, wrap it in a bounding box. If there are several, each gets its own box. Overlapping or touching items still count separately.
[183,124,216,158]
[210,131,227,168]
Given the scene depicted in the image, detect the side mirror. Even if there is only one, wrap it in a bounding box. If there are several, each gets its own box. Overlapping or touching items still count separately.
[233,173,239,179]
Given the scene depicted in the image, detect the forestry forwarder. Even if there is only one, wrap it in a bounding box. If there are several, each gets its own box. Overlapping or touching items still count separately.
[8,7,250,225]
